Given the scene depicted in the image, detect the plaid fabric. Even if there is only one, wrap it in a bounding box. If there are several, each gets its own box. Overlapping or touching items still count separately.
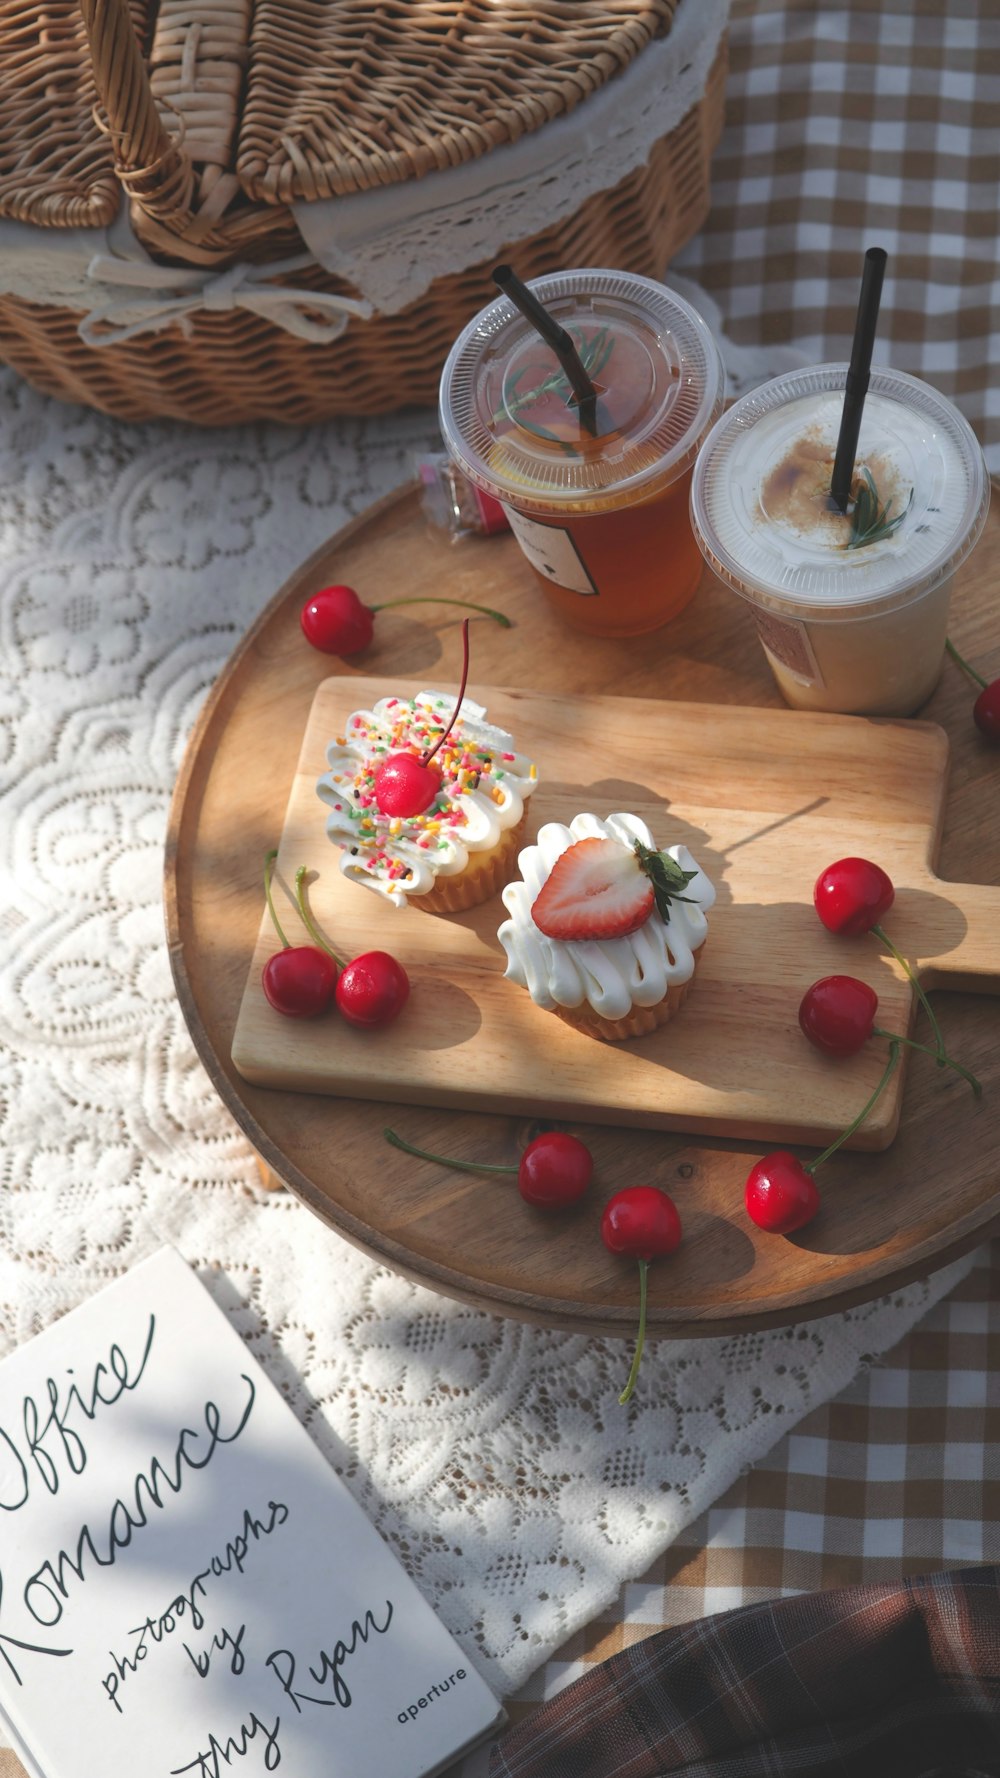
[673,0,1000,471]
[489,1564,1000,1777]
[638,1243,1000,1623]
[471,1241,1000,1769]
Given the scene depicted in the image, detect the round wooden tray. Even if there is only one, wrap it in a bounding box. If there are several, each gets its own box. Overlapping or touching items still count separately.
[165,482,1000,1337]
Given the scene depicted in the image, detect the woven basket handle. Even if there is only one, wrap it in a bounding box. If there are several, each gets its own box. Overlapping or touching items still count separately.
[78,0,195,229]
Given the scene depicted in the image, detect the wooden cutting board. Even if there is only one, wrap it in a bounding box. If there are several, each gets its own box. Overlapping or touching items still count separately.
[230,677,999,1149]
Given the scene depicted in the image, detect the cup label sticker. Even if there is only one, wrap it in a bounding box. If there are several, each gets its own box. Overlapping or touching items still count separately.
[752,608,824,686]
[501,506,598,596]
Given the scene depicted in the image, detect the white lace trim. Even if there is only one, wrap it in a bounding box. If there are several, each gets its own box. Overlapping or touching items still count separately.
[293,0,732,315]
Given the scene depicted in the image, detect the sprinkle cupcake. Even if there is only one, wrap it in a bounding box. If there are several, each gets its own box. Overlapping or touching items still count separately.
[498,812,715,1041]
[317,691,538,911]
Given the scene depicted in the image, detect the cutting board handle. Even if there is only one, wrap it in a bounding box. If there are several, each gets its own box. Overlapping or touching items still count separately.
[914,876,1000,993]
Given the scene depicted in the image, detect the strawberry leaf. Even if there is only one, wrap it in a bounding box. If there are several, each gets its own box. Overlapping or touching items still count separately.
[633,841,699,923]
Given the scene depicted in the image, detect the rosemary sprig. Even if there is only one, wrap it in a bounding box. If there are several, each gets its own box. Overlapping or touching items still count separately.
[494,326,614,429]
[633,841,699,923]
[845,465,913,550]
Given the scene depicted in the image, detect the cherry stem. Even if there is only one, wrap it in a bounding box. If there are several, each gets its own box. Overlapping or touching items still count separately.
[369,597,511,629]
[422,618,471,768]
[872,1026,982,1097]
[383,1127,517,1177]
[945,637,988,691]
[619,1258,649,1405]
[263,849,290,950]
[808,1040,901,1174]
[870,923,946,1064]
[294,868,346,967]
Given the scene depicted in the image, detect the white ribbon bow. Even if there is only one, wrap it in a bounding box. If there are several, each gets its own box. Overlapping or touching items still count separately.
[79,251,373,347]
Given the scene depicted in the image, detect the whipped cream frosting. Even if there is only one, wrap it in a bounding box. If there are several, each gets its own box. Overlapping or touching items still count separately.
[317,692,537,906]
[498,812,715,1021]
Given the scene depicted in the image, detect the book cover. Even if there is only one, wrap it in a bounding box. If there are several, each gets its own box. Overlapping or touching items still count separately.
[0,1247,504,1777]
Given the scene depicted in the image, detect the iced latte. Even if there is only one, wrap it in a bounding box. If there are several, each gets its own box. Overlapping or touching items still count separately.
[689,365,989,717]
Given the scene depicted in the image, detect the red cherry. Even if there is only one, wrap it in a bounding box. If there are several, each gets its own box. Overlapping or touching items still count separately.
[973,680,1000,743]
[374,615,473,816]
[600,1185,682,1261]
[744,1152,820,1234]
[799,973,981,1100]
[945,639,1000,745]
[517,1132,592,1209]
[374,751,443,817]
[798,975,878,1056]
[382,1124,593,1212]
[262,945,337,1018]
[335,950,410,1028]
[812,855,955,1066]
[262,851,339,1018]
[289,865,409,1030]
[813,857,894,936]
[300,585,374,655]
[300,587,512,660]
[601,1185,683,1405]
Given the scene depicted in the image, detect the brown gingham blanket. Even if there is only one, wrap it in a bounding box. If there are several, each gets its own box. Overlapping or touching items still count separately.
[489,1565,1000,1776]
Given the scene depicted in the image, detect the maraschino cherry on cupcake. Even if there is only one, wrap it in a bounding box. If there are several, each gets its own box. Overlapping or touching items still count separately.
[498,812,716,1042]
[316,619,538,914]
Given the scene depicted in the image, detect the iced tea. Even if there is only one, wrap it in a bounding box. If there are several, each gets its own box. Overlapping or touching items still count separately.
[439,270,724,639]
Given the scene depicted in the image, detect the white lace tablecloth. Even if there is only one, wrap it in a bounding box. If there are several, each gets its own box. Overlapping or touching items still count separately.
[0,368,979,1718]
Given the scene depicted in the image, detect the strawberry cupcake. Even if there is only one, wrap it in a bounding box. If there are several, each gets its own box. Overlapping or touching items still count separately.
[497,812,715,1041]
[317,691,538,912]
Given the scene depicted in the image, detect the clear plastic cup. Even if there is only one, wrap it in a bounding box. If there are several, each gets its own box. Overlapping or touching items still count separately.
[689,364,990,716]
[438,269,724,639]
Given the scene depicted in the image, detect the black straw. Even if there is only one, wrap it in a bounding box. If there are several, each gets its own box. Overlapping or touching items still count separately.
[830,247,888,512]
[492,264,598,435]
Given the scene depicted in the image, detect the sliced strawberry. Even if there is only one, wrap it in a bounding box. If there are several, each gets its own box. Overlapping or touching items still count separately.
[531,837,654,941]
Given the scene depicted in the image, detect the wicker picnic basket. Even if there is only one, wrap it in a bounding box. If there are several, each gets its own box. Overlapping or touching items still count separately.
[0,0,727,424]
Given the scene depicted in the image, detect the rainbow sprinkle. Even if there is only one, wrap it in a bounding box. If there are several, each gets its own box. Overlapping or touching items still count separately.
[323,695,536,889]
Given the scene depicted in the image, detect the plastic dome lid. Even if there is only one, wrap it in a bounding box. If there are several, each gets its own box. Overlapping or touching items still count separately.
[690,364,989,615]
[439,269,725,515]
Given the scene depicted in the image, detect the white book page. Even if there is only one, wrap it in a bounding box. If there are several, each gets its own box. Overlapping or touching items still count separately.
[0,1248,503,1778]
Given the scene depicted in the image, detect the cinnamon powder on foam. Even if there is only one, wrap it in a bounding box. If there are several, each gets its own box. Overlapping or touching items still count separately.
[760,430,904,546]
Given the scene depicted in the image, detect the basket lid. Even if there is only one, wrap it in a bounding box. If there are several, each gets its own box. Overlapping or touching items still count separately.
[236,0,680,202]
